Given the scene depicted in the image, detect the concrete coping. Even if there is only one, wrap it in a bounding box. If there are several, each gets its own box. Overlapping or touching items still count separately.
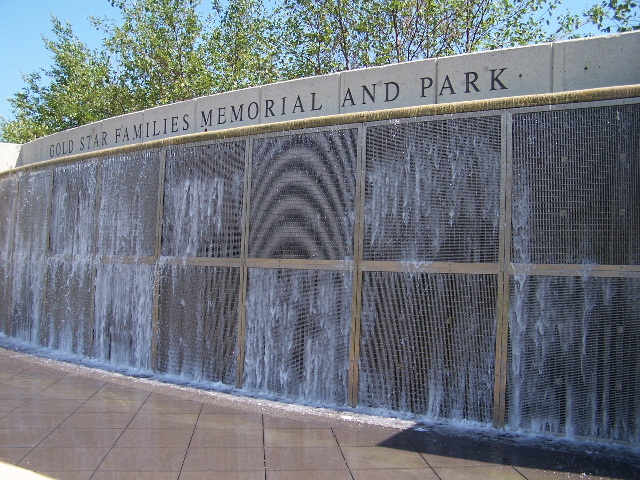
[2,82,640,179]
[3,30,640,171]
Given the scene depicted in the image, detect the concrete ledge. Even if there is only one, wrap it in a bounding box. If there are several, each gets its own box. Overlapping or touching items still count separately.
[17,31,638,166]
[553,32,640,91]
[3,83,638,178]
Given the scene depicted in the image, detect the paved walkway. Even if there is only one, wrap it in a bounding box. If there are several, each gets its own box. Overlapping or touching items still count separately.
[0,347,638,480]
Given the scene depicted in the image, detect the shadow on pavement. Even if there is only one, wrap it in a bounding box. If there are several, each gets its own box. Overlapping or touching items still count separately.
[379,425,640,479]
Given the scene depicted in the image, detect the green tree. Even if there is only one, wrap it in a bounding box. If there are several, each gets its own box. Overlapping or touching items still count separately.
[2,0,638,144]
[209,0,283,91]
[98,0,215,110]
[277,0,373,76]
[587,0,639,32]
[359,0,457,63]
[1,17,115,143]
[278,0,603,73]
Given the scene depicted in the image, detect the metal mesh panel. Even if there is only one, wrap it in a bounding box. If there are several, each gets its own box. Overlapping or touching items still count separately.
[507,276,640,443]
[244,268,352,404]
[0,260,10,335]
[0,176,16,331]
[512,105,640,265]
[42,257,93,356]
[11,170,52,343]
[2,97,638,447]
[97,151,160,256]
[364,116,502,262]
[94,262,154,370]
[10,255,46,344]
[0,175,16,259]
[359,271,497,423]
[157,264,239,384]
[49,161,98,256]
[249,129,357,260]
[14,170,51,255]
[162,141,246,257]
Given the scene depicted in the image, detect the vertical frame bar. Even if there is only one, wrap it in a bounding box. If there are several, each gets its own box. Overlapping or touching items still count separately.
[348,124,367,407]
[151,147,167,372]
[236,137,253,388]
[43,167,54,257]
[3,173,19,336]
[37,168,54,346]
[88,156,104,357]
[493,111,513,428]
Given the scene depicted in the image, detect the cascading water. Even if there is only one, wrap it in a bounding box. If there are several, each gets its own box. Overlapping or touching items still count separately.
[41,162,97,356]
[242,131,357,404]
[90,150,160,369]
[359,116,502,424]
[244,268,352,405]
[42,257,93,356]
[156,262,239,385]
[49,161,97,257]
[93,261,153,370]
[97,151,160,257]
[0,102,636,447]
[11,170,51,343]
[364,117,502,263]
[0,175,17,329]
[156,141,246,384]
[508,105,640,443]
[162,141,245,258]
[508,275,640,442]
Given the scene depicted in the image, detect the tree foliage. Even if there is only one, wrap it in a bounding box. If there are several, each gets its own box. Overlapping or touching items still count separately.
[210,0,282,91]
[1,18,114,143]
[2,0,638,143]
[587,0,639,32]
[99,0,213,110]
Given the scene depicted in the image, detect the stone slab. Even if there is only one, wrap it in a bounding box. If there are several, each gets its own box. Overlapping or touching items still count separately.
[142,100,196,142]
[101,111,146,149]
[14,139,40,167]
[259,74,340,125]
[67,123,104,158]
[195,87,261,133]
[42,130,70,161]
[0,143,21,171]
[436,43,552,103]
[340,59,437,114]
[43,123,103,162]
[552,31,640,92]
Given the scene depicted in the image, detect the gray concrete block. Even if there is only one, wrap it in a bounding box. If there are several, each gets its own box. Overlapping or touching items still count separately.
[340,59,437,114]
[43,129,72,161]
[101,111,145,148]
[142,100,196,142]
[552,31,640,92]
[15,31,640,168]
[40,122,103,162]
[14,139,40,167]
[0,143,21,171]
[436,44,552,103]
[64,122,104,158]
[195,87,261,133]
[259,74,340,125]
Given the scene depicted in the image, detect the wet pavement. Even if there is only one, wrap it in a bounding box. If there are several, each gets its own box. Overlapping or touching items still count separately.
[0,347,638,480]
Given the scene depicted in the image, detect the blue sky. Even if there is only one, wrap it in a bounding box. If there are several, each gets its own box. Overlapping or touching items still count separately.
[0,0,599,123]
[0,0,122,120]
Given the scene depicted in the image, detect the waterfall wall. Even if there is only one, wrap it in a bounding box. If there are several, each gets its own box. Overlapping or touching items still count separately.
[1,33,639,446]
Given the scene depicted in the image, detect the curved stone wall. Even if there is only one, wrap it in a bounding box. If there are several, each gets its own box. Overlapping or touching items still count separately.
[9,31,640,168]
[1,33,639,446]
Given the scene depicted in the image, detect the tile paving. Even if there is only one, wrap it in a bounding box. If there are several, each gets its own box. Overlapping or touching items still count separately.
[0,347,638,480]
